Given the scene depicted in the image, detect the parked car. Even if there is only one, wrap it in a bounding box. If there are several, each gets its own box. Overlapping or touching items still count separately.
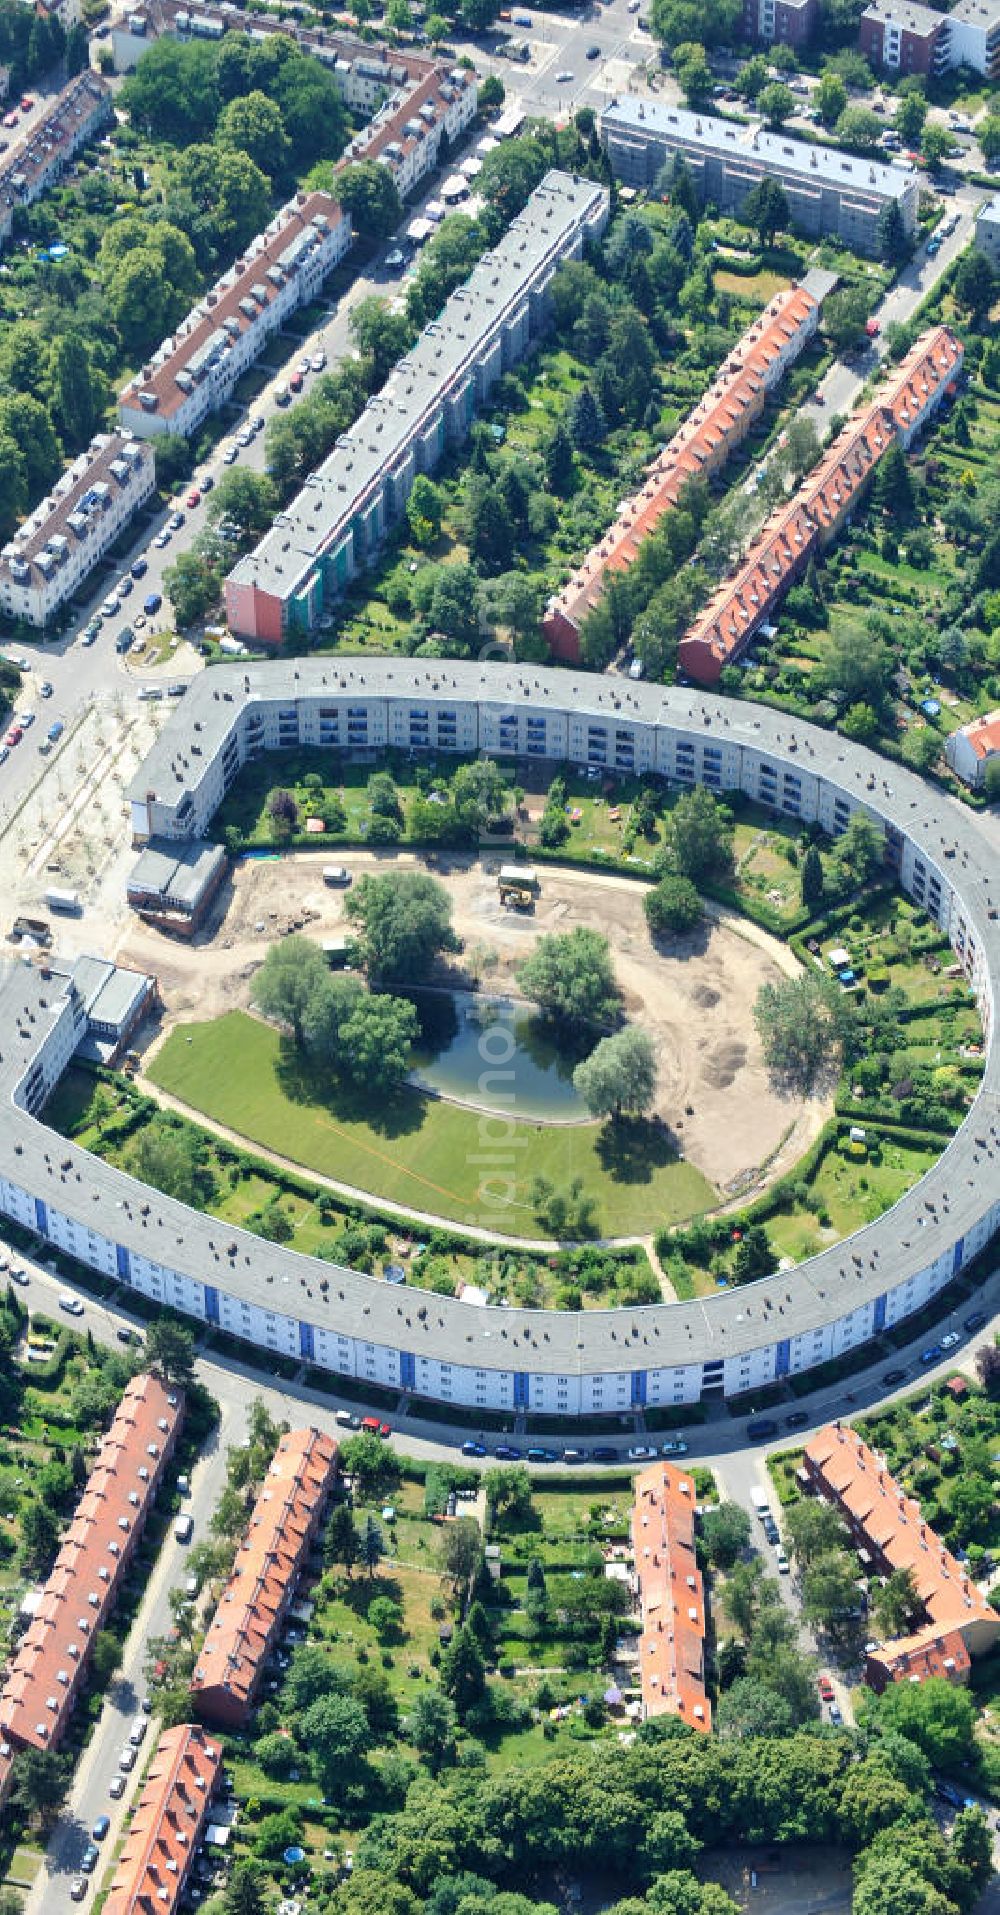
[592,1445,618,1462]
[9,1267,28,1286]
[660,1439,688,1456]
[828,1701,842,1724]
[818,1676,835,1702]
[131,557,148,579]
[200,473,214,493]
[527,1446,557,1462]
[70,1879,88,1902]
[92,1816,111,1842]
[169,511,185,531]
[461,1440,487,1457]
[883,1367,907,1386]
[785,1410,809,1430]
[562,1448,588,1463]
[118,1746,136,1773]
[223,444,238,463]
[627,1445,657,1461]
[109,1775,126,1800]
[81,1844,100,1873]
[964,1311,988,1333]
[494,1444,521,1460]
[186,489,201,509]
[920,1344,943,1366]
[39,680,53,697]
[940,1331,961,1351]
[746,1418,778,1441]
[775,1546,790,1574]
[58,1293,84,1316]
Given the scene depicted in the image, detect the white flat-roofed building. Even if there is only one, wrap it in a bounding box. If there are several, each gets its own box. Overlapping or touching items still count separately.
[225,171,610,644]
[0,661,993,1418]
[599,95,918,255]
[0,434,155,627]
[118,192,351,441]
[0,74,112,247]
[938,0,1000,74]
[975,196,1000,268]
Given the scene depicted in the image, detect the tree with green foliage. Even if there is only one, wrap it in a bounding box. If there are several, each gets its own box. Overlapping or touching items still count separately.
[800,844,824,909]
[801,1549,861,1638]
[823,284,872,355]
[815,70,847,128]
[871,1566,920,1640]
[658,786,734,883]
[873,440,914,520]
[544,422,574,495]
[363,1514,384,1579]
[787,1496,849,1569]
[337,991,419,1094]
[350,296,413,389]
[573,1027,657,1122]
[753,970,850,1093]
[163,529,227,629]
[733,1224,777,1284]
[440,1514,483,1592]
[920,121,951,170]
[650,0,740,49]
[741,175,790,245]
[412,559,482,653]
[759,83,795,127]
[127,1123,208,1210]
[716,1678,794,1740]
[407,1690,457,1772]
[340,1432,401,1502]
[735,54,768,100]
[478,72,505,110]
[835,104,883,152]
[568,384,605,451]
[324,1504,361,1579]
[645,872,702,936]
[207,467,277,538]
[519,928,620,1033]
[336,160,403,239]
[894,90,926,144]
[674,41,712,105]
[440,1623,487,1718]
[483,1465,533,1524]
[223,1859,270,1915]
[346,871,458,986]
[701,1501,752,1569]
[406,473,444,547]
[216,89,288,177]
[831,812,883,893]
[252,933,331,1044]
[142,1318,196,1387]
[301,1692,371,1798]
[954,249,995,322]
[979,115,1000,165]
[282,1643,350,1714]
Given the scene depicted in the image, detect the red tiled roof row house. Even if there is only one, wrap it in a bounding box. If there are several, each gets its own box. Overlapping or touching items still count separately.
[190,1427,338,1728]
[103,1723,221,1915]
[542,286,820,662]
[0,1373,184,1754]
[631,1461,711,1732]
[802,1422,1000,1695]
[677,324,963,685]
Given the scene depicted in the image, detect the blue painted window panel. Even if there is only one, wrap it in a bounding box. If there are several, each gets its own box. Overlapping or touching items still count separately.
[204,1284,220,1325]
[300,1320,315,1361]
[34,1197,48,1236]
[116,1243,131,1282]
[631,1370,647,1407]
[400,1350,415,1390]
[873,1293,887,1332]
[513,1371,529,1409]
[775,1338,790,1378]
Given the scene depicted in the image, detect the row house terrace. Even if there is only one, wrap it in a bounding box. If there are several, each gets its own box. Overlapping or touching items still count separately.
[0,74,112,247]
[543,285,820,661]
[104,1724,221,1915]
[0,1374,183,1753]
[117,192,351,441]
[677,325,962,684]
[190,1427,337,1727]
[0,434,154,627]
[802,1424,1000,1692]
[631,1463,710,1731]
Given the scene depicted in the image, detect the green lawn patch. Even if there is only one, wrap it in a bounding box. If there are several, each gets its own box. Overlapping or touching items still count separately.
[147,1011,715,1236]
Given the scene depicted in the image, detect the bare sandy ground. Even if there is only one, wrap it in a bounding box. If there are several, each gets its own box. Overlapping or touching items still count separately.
[119,849,830,1200]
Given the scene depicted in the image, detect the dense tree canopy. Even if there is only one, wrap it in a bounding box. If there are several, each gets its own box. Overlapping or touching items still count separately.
[346,872,459,987]
[573,1027,658,1121]
[518,929,621,1033]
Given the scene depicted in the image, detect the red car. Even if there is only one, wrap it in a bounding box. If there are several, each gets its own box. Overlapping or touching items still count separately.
[20,95,33,111]
[2,111,17,128]
[186,488,201,509]
[818,1676,835,1701]
[378,1422,392,1440]
[289,372,304,393]
[5,725,22,746]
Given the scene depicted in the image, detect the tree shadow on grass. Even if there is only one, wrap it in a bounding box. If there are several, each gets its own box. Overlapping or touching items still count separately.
[274,1036,427,1142]
[342,1573,405,1618]
[593,1116,681,1186]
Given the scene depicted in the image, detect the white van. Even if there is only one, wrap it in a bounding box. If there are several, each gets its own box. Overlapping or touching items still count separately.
[129,1716,147,1747]
[58,1292,84,1317]
[335,1409,354,1427]
[174,1514,193,1544]
[750,1486,771,1517]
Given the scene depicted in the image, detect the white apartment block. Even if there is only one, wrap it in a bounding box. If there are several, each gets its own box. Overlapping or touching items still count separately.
[939,0,1000,74]
[117,192,351,441]
[339,63,478,199]
[0,434,155,627]
[0,73,112,247]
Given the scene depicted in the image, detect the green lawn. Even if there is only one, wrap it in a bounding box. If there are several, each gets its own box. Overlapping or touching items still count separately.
[767,1136,942,1262]
[147,1011,715,1235]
